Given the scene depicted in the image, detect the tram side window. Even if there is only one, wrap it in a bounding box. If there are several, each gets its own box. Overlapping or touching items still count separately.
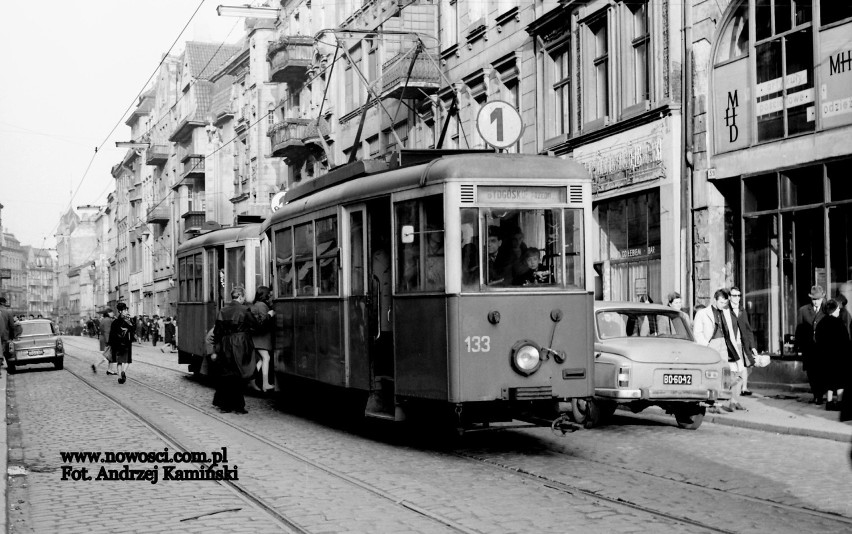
[563,209,585,288]
[294,223,315,295]
[316,216,339,295]
[482,208,562,288]
[275,228,294,298]
[226,247,246,296]
[179,258,187,301]
[461,208,480,290]
[179,253,203,302]
[395,196,444,292]
[194,253,203,301]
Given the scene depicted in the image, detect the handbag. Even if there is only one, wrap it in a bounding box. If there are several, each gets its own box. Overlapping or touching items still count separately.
[103,346,113,362]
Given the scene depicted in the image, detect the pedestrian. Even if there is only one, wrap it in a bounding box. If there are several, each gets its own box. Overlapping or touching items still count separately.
[211,288,259,414]
[249,286,276,392]
[151,315,160,346]
[92,308,117,375]
[0,296,19,375]
[694,288,745,412]
[836,294,852,337]
[164,317,176,353]
[730,286,758,396]
[796,284,827,404]
[815,299,850,411]
[108,302,134,384]
[667,291,683,311]
[157,316,166,348]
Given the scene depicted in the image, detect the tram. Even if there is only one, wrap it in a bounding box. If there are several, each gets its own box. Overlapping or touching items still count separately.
[175,223,264,375]
[260,152,596,428]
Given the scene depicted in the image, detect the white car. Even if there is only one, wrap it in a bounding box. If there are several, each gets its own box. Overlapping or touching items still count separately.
[572,302,731,430]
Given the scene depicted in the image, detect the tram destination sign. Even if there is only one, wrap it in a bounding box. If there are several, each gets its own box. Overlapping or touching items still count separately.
[476,186,566,204]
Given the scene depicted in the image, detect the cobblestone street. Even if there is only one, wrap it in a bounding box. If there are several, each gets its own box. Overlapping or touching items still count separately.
[2,336,850,533]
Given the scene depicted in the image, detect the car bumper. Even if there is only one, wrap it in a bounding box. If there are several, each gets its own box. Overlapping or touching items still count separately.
[10,350,62,366]
[596,387,723,401]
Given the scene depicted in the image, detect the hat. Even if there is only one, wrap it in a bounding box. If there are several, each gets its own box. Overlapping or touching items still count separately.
[808,285,826,299]
[116,302,128,312]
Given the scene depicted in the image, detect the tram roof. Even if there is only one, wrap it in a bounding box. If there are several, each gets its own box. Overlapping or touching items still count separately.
[176,223,262,255]
[261,154,589,233]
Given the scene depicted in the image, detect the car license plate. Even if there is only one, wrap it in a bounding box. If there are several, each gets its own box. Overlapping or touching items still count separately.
[663,373,692,385]
[27,349,44,356]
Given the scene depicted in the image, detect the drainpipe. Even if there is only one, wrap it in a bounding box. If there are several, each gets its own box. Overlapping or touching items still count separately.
[682,1,695,313]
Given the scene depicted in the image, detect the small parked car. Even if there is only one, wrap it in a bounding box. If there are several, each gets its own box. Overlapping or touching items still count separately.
[572,302,731,430]
[5,319,64,372]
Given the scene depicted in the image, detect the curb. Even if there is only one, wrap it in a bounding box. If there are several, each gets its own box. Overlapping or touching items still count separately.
[704,413,852,443]
[1,369,7,534]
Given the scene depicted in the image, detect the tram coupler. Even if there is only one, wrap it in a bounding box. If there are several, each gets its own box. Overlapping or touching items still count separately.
[551,414,581,436]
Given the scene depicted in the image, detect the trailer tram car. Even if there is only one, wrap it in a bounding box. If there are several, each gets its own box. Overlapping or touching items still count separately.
[176,224,264,376]
[261,153,596,429]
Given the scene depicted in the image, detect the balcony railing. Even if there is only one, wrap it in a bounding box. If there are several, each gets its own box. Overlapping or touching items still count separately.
[146,144,169,165]
[146,204,170,224]
[381,51,440,99]
[181,155,205,178]
[268,35,313,84]
[181,211,205,234]
[268,119,311,160]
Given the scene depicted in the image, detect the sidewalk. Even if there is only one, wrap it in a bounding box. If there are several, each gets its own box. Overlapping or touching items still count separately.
[635,387,852,442]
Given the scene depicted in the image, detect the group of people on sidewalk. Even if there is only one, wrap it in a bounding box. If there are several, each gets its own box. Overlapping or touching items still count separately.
[692,287,760,414]
[795,284,851,411]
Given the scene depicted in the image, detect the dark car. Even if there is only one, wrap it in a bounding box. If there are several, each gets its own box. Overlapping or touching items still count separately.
[5,319,64,371]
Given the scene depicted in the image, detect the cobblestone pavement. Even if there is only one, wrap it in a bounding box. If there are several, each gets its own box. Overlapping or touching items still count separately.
[10,336,852,534]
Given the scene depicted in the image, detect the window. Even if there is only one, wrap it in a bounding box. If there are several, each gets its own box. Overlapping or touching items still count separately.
[441,0,458,50]
[294,223,315,295]
[755,0,815,141]
[275,228,294,297]
[385,122,409,153]
[396,196,444,292]
[627,1,650,105]
[545,47,571,139]
[585,13,609,124]
[716,2,749,63]
[226,247,246,296]
[821,1,852,26]
[316,216,339,296]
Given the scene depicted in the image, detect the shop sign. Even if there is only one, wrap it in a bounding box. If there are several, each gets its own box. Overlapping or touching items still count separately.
[615,245,656,260]
[713,57,751,154]
[577,136,663,194]
[820,24,852,129]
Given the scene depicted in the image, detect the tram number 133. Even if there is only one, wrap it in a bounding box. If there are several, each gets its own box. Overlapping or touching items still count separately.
[464,336,491,353]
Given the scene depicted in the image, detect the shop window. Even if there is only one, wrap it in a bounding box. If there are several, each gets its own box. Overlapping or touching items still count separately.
[821,1,852,26]
[275,227,294,298]
[780,165,823,207]
[744,173,779,212]
[544,45,571,140]
[828,160,852,201]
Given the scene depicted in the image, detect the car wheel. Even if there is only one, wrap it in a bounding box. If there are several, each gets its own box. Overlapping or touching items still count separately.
[571,398,615,428]
[675,405,705,430]
[54,358,64,370]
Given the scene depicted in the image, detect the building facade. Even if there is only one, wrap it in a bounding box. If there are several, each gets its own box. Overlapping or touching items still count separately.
[693,0,852,356]
[22,246,57,317]
[0,232,27,315]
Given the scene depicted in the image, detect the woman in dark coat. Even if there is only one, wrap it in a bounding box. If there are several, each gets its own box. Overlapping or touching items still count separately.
[108,302,134,384]
[164,317,176,351]
[814,299,851,410]
[212,288,259,413]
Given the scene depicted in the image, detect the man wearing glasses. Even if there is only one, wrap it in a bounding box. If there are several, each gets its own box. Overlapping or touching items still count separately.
[795,285,827,404]
[729,287,757,396]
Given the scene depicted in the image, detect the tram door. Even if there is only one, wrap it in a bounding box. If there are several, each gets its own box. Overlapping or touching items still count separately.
[346,198,395,417]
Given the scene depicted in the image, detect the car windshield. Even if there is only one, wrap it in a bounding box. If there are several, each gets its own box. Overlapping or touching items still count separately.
[596,310,692,340]
[18,322,55,336]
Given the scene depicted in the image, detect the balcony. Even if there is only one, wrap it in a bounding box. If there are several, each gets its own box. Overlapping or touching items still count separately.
[268,35,313,84]
[146,144,170,165]
[182,155,205,177]
[181,211,205,235]
[146,204,170,224]
[268,119,312,160]
[380,51,440,100]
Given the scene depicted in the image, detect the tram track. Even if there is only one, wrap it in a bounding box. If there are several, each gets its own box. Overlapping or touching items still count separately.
[60,348,479,534]
[61,340,852,532]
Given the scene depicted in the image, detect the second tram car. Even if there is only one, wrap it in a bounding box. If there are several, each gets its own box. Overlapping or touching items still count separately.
[260,153,595,428]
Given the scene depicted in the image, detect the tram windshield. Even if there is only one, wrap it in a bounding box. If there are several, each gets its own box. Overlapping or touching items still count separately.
[461,207,585,291]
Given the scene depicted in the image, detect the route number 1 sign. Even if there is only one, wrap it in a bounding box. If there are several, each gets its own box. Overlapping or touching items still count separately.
[476,100,524,149]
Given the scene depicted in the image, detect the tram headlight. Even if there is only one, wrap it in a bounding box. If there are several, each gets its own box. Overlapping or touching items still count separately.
[510,340,542,376]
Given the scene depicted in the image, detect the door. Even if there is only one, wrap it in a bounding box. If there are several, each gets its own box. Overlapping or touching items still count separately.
[345,204,369,389]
